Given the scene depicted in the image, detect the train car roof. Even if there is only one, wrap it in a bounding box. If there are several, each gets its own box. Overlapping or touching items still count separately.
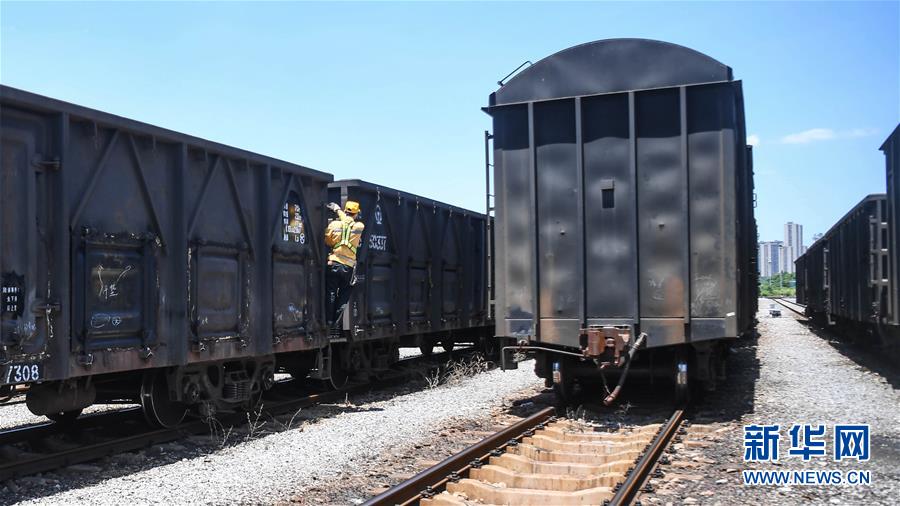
[881,123,900,151]
[798,193,887,257]
[329,179,486,217]
[487,38,733,107]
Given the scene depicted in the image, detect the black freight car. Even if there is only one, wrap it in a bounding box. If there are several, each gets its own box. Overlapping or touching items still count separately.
[796,195,889,336]
[0,85,332,426]
[486,39,758,402]
[797,124,900,348]
[323,180,492,387]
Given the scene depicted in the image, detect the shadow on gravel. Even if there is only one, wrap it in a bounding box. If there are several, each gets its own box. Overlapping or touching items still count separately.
[1,371,476,503]
[695,331,762,423]
[797,320,900,390]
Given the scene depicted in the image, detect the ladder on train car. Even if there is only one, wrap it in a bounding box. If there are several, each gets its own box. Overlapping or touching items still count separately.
[484,130,495,320]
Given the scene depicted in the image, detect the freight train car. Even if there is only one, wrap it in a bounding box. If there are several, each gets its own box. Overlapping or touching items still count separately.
[797,125,900,348]
[0,85,332,426]
[795,195,889,336]
[486,39,758,402]
[321,180,493,386]
[0,86,494,426]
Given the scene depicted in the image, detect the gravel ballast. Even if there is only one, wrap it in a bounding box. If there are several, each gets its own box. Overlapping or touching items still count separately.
[11,363,542,505]
[640,298,900,505]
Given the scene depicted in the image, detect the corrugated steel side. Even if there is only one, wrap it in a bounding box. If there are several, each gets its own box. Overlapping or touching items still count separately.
[488,39,755,350]
[796,195,888,324]
[326,180,490,342]
[0,85,332,385]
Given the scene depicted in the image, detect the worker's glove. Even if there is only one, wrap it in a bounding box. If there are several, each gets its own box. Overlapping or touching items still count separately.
[326,202,341,213]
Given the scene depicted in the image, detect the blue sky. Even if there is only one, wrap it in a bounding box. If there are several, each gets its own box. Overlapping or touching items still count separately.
[1,1,897,243]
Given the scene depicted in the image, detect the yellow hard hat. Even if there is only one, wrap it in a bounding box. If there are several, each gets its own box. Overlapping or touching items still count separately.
[344,201,361,215]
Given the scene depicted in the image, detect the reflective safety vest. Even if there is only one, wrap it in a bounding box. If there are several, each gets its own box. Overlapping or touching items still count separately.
[325,213,364,267]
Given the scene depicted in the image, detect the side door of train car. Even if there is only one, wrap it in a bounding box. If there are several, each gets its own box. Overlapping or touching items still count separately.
[436,210,463,330]
[66,123,169,369]
[270,167,327,351]
[183,151,259,358]
[0,105,58,384]
[360,196,399,335]
[406,199,432,334]
[326,183,401,339]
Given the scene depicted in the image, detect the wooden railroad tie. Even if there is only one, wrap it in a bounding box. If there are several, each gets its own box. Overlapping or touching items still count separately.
[421,420,657,506]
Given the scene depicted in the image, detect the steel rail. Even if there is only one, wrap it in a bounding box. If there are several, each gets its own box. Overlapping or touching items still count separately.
[363,406,557,506]
[0,407,143,447]
[0,348,471,481]
[608,408,685,506]
[771,297,806,317]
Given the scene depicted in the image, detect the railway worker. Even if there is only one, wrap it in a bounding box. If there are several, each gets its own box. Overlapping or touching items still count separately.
[324,200,365,326]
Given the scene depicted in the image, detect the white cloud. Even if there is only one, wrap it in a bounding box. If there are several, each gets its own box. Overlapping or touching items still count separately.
[747,134,760,147]
[846,128,879,138]
[780,127,878,144]
[781,128,836,144]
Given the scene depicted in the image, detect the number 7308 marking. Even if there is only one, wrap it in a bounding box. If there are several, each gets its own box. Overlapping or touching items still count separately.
[5,364,41,384]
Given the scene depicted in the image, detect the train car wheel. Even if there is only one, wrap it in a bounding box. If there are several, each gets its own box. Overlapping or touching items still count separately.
[481,337,500,361]
[551,360,575,408]
[419,343,434,356]
[47,409,82,425]
[287,367,310,381]
[674,360,690,405]
[552,381,574,407]
[442,340,454,353]
[140,371,188,428]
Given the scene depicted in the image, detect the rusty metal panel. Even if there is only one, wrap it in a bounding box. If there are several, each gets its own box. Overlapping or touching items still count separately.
[636,88,686,319]
[487,39,755,350]
[270,169,328,353]
[0,85,332,385]
[326,180,490,342]
[583,93,637,321]
[688,83,735,317]
[534,99,582,342]
[0,107,53,367]
[491,105,535,339]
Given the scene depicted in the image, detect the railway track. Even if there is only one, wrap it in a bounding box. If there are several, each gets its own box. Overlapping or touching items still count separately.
[0,349,474,482]
[770,297,806,317]
[365,408,685,506]
[0,385,29,406]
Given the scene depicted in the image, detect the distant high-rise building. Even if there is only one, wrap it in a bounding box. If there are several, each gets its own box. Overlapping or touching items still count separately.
[782,222,804,274]
[759,241,783,277]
